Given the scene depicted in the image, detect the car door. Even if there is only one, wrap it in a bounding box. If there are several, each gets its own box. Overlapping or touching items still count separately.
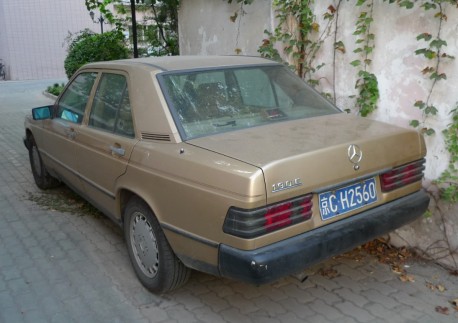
[76,72,138,218]
[40,72,98,192]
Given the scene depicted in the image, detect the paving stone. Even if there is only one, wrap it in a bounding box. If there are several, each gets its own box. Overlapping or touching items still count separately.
[333,275,369,293]
[279,284,316,304]
[360,289,399,309]
[277,298,317,320]
[362,280,398,296]
[310,286,343,305]
[271,312,303,323]
[334,301,376,322]
[0,290,16,309]
[23,309,49,323]
[309,298,345,321]
[0,305,26,323]
[391,290,433,311]
[223,292,260,314]
[334,288,369,307]
[252,295,287,316]
[15,291,41,312]
[220,308,252,323]
[364,303,405,322]
[308,274,340,291]
[199,291,231,312]
[193,308,226,323]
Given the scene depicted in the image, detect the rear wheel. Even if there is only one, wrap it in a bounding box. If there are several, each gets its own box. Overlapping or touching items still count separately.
[124,197,191,293]
[28,135,60,189]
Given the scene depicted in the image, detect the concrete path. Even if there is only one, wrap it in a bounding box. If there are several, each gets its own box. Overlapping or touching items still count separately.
[0,80,457,322]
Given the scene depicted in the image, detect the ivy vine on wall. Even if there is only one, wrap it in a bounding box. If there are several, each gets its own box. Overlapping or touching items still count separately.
[385,0,457,203]
[350,0,379,117]
[257,0,338,91]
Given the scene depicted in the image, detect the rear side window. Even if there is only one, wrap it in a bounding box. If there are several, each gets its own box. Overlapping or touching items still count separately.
[234,68,276,108]
[57,72,97,123]
[89,73,134,138]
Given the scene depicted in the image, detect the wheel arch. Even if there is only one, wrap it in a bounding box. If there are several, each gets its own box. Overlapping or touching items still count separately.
[117,188,162,226]
[24,128,34,150]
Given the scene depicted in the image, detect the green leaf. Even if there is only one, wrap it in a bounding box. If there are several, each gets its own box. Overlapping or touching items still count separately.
[416,33,432,41]
[430,39,447,49]
[364,46,373,54]
[425,105,438,115]
[410,120,420,128]
[414,100,426,109]
[421,3,437,10]
[350,60,361,67]
[399,1,414,9]
[425,128,436,136]
[430,72,447,81]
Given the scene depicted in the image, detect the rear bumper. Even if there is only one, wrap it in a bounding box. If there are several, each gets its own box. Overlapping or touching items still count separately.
[218,190,430,285]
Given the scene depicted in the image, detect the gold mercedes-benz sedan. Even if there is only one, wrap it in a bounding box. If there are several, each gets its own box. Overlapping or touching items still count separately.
[24,56,429,293]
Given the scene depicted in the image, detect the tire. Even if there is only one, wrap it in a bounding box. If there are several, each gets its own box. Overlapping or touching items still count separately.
[124,197,191,293]
[28,135,60,189]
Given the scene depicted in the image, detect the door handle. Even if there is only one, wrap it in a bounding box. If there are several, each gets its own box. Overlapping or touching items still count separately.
[110,145,125,157]
[66,128,76,140]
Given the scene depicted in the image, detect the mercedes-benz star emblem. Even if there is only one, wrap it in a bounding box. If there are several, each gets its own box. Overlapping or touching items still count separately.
[347,144,362,170]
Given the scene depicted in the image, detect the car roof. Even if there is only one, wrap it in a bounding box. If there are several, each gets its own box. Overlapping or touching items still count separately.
[83,55,279,72]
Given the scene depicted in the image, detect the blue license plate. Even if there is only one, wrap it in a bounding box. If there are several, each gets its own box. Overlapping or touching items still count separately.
[319,178,377,221]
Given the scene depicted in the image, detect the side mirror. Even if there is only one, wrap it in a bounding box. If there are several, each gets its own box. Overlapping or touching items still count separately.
[32,106,52,120]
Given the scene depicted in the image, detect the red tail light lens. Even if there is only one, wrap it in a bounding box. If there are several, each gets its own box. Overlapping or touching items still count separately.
[223,194,313,238]
[265,202,293,231]
[380,159,425,192]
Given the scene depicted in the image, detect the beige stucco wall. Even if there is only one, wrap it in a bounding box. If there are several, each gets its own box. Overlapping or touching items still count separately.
[178,0,273,56]
[0,0,112,80]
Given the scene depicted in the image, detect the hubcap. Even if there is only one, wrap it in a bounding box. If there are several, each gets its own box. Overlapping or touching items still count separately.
[32,147,42,177]
[130,212,159,278]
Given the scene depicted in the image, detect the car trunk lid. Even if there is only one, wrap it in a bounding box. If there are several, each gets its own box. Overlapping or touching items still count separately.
[187,113,425,202]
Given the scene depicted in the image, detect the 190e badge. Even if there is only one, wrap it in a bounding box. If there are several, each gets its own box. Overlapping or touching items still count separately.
[272,178,302,193]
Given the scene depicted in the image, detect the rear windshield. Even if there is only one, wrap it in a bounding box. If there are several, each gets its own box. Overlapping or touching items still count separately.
[158,64,340,140]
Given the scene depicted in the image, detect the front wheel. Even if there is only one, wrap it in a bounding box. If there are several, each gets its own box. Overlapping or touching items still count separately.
[124,197,191,293]
[28,135,60,189]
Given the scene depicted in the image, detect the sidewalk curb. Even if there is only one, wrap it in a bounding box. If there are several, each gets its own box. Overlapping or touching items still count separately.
[42,91,57,101]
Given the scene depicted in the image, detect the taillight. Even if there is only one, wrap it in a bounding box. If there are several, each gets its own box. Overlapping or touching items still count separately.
[380,159,425,192]
[223,194,313,238]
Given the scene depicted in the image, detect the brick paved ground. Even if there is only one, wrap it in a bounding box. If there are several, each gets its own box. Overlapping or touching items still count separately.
[1,80,457,322]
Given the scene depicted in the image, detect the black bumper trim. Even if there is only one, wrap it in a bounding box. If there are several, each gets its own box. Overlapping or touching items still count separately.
[219,190,430,285]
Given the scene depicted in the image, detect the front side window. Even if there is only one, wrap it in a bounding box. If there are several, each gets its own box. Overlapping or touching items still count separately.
[89,73,134,138]
[159,65,340,140]
[57,72,97,124]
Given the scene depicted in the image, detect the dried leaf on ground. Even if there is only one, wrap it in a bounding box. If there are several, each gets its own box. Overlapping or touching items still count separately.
[435,306,450,315]
[425,282,447,292]
[391,264,403,275]
[362,238,413,267]
[437,284,446,292]
[318,267,340,279]
[426,281,435,290]
[451,298,458,311]
[339,246,366,262]
[399,274,415,283]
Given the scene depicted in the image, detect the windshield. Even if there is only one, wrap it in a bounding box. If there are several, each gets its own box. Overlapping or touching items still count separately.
[158,64,340,140]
